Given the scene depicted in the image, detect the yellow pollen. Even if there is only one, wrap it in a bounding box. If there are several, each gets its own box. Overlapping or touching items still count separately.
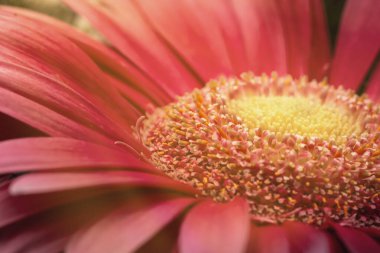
[227,96,362,144]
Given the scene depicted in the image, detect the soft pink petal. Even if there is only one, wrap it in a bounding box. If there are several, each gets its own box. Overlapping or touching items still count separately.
[179,197,250,253]
[333,224,380,253]
[67,198,194,253]
[276,0,312,77]
[0,137,154,174]
[308,0,331,80]
[0,88,111,143]
[197,0,249,74]
[248,225,290,253]
[0,12,142,132]
[10,171,195,195]
[63,0,201,97]
[231,0,287,75]
[366,65,380,101]
[0,60,134,143]
[0,6,173,106]
[329,0,380,90]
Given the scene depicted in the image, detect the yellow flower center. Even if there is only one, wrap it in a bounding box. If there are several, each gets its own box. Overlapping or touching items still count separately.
[227,96,362,144]
[139,72,380,228]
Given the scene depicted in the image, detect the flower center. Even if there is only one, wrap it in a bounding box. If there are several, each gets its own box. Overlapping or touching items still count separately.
[227,96,361,144]
[139,73,380,228]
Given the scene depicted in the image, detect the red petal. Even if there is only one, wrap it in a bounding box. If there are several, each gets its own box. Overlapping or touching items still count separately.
[0,137,154,174]
[179,198,250,253]
[329,0,380,90]
[248,225,290,253]
[333,224,380,253]
[10,171,195,195]
[283,222,342,253]
[67,198,194,253]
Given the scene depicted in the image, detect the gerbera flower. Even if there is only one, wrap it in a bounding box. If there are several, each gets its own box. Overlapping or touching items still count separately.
[0,0,379,252]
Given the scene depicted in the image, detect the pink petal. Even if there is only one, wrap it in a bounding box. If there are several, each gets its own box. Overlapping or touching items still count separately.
[231,0,287,75]
[308,0,331,80]
[276,0,312,77]
[0,12,142,134]
[0,88,111,144]
[248,225,290,253]
[333,224,380,253]
[197,0,249,74]
[366,65,380,101]
[10,171,195,195]
[179,198,250,253]
[0,6,173,106]
[136,0,234,81]
[329,0,380,90]
[0,60,133,143]
[0,137,154,174]
[63,0,201,97]
[283,222,341,253]
[67,198,194,253]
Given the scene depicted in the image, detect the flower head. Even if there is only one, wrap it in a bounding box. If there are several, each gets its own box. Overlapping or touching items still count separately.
[0,0,379,253]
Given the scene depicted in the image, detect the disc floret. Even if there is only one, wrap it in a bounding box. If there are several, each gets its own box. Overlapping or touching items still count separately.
[140,72,380,227]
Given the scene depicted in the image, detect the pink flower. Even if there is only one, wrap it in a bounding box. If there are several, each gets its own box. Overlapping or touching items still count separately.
[0,1,379,253]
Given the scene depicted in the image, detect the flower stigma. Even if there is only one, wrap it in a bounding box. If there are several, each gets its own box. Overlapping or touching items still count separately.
[139,72,380,227]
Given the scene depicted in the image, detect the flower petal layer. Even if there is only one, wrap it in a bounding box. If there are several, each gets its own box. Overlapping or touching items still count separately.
[63,0,202,97]
[0,137,153,174]
[329,0,380,90]
[10,171,195,195]
[67,198,194,253]
[179,197,250,253]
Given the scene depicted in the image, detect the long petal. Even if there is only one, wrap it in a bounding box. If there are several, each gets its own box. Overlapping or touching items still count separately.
[329,0,380,90]
[67,198,194,253]
[136,0,234,81]
[0,137,153,174]
[63,0,201,97]
[0,12,143,139]
[10,171,195,195]
[231,0,287,75]
[179,197,250,253]
[0,6,173,106]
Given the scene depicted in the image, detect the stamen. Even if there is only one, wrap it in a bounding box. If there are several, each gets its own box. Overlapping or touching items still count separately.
[140,72,380,228]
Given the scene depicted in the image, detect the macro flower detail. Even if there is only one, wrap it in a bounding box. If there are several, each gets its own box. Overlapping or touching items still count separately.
[142,73,380,227]
[0,0,379,253]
